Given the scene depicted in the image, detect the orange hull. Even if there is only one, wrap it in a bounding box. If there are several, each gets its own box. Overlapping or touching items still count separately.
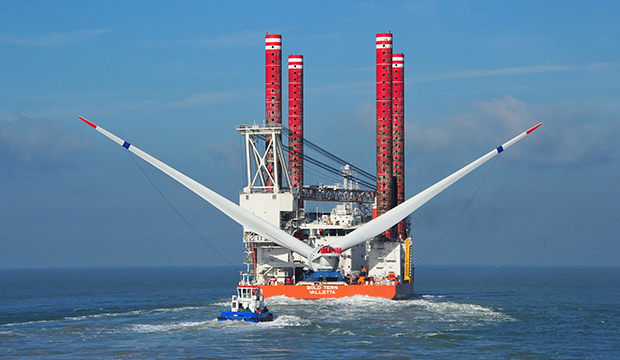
[259,281,413,300]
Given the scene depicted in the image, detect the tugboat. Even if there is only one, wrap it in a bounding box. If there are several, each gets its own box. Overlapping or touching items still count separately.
[218,273,274,323]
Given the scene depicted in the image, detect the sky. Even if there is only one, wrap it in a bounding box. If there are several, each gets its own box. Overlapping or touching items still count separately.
[1,1,619,269]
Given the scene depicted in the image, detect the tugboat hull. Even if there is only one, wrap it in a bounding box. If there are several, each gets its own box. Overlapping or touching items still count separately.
[217,311,274,322]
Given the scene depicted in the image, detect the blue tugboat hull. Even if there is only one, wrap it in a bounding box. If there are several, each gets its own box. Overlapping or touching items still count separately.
[217,311,274,323]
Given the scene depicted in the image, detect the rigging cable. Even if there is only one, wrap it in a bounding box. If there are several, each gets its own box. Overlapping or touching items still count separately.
[414,156,500,265]
[285,142,376,189]
[255,132,376,189]
[283,126,376,181]
[126,152,243,272]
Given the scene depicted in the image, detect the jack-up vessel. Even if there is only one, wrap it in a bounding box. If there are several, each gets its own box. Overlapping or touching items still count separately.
[78,33,541,300]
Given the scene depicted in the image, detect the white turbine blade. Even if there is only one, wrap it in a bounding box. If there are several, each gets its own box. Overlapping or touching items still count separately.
[331,123,542,252]
[78,116,314,258]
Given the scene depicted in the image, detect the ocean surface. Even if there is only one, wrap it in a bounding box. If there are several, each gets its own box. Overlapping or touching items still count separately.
[1,266,618,359]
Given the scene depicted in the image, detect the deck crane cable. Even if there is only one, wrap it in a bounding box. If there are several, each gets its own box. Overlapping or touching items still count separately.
[253,134,342,184]
[255,134,374,187]
[126,152,243,272]
[303,162,343,185]
[413,156,499,265]
[289,143,376,189]
[255,131,376,189]
[282,126,376,182]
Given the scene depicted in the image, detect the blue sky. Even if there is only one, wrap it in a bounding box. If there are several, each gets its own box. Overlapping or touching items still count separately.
[1,1,619,268]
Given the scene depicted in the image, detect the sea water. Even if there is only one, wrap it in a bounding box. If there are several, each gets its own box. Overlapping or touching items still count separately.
[1,266,618,359]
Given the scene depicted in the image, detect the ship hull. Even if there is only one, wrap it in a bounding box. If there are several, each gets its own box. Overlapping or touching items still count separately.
[217,311,274,322]
[259,281,413,300]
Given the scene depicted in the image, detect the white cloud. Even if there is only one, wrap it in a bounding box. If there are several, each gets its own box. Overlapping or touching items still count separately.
[407,95,619,170]
[140,30,264,48]
[205,141,242,171]
[415,65,578,82]
[0,29,113,47]
[0,114,90,170]
[184,30,264,47]
[121,92,237,111]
